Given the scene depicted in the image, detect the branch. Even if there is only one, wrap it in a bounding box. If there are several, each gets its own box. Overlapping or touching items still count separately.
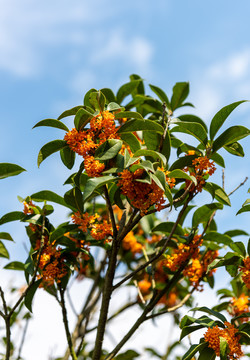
[59,286,77,360]
[228,176,248,197]
[104,185,117,239]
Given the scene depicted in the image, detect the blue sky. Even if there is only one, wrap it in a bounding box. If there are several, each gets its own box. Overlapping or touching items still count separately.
[0,1,250,358]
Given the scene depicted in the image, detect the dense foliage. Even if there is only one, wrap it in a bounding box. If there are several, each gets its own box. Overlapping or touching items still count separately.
[0,75,250,360]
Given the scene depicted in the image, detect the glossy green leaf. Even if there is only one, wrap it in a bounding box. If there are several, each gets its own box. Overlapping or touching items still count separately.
[180,325,204,341]
[171,121,208,145]
[0,163,26,179]
[60,147,75,169]
[152,221,184,236]
[0,241,9,258]
[58,105,85,120]
[229,241,246,257]
[237,204,250,215]
[198,346,216,360]
[130,160,154,174]
[37,140,68,167]
[95,139,123,161]
[64,187,83,213]
[24,279,42,312]
[168,169,197,185]
[177,114,208,132]
[203,231,232,246]
[210,152,225,167]
[118,119,164,134]
[204,182,231,206]
[0,232,13,241]
[115,111,143,120]
[133,149,166,166]
[83,176,117,202]
[191,306,227,323]
[219,337,229,360]
[83,88,98,107]
[169,154,196,171]
[224,141,245,157]
[88,90,106,111]
[115,350,140,360]
[100,88,116,103]
[170,82,189,111]
[106,102,124,112]
[224,229,248,237]
[212,125,250,153]
[4,261,25,270]
[31,190,71,209]
[0,211,24,225]
[209,100,247,141]
[149,84,171,109]
[182,342,207,360]
[74,108,93,131]
[33,118,69,131]
[120,133,141,153]
[192,203,223,228]
[116,80,141,104]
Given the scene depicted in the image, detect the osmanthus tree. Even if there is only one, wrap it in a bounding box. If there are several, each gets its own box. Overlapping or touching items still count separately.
[0,75,250,360]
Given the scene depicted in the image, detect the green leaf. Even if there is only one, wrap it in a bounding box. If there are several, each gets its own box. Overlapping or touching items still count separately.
[37,140,68,167]
[31,190,71,209]
[64,187,83,213]
[88,90,106,111]
[0,163,26,179]
[74,108,93,131]
[219,337,229,360]
[0,241,9,258]
[60,147,75,169]
[237,205,250,215]
[116,80,141,104]
[204,182,231,206]
[149,84,171,109]
[0,232,13,241]
[203,231,232,246]
[177,114,208,132]
[229,241,246,257]
[24,279,42,312]
[95,139,123,161]
[83,176,117,202]
[115,111,143,120]
[182,342,207,360]
[198,346,216,360]
[118,119,164,134]
[58,105,85,120]
[33,119,69,132]
[209,100,247,141]
[224,141,245,157]
[115,350,140,360]
[210,152,225,167]
[4,261,25,270]
[101,88,116,103]
[133,149,166,166]
[212,125,250,153]
[180,324,204,340]
[120,133,141,153]
[169,154,196,171]
[152,222,184,236]
[168,169,197,185]
[0,211,24,225]
[171,120,208,145]
[192,203,223,228]
[170,82,189,111]
[191,306,227,323]
[224,229,248,237]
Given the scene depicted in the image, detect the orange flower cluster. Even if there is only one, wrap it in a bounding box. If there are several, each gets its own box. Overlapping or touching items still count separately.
[72,211,113,242]
[37,241,67,287]
[64,110,119,177]
[158,291,178,307]
[204,322,243,359]
[118,169,166,214]
[163,235,203,272]
[138,278,151,295]
[122,231,143,254]
[241,257,250,289]
[185,155,216,193]
[183,250,218,290]
[229,293,249,320]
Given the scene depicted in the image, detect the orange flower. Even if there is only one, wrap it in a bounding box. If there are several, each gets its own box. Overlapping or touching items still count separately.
[204,322,243,359]
[84,156,105,177]
[229,294,249,320]
[240,256,250,289]
[122,231,143,254]
[118,169,166,214]
[163,235,203,272]
[23,200,35,215]
[138,279,151,295]
[158,291,178,307]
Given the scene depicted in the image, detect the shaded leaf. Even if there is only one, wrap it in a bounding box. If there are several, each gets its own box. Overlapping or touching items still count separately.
[115,111,143,120]
[0,163,26,180]
[118,119,164,134]
[192,203,223,228]
[0,232,13,241]
[149,84,171,108]
[237,205,250,215]
[4,261,25,270]
[83,176,117,202]
[31,190,71,209]
[60,147,75,169]
[37,140,68,167]
[95,139,123,161]
[0,241,9,259]
[116,80,141,104]
[171,120,208,145]
[171,82,189,111]
[24,279,42,312]
[33,119,69,132]
[133,149,166,166]
[212,126,250,153]
[0,211,24,225]
[58,105,85,120]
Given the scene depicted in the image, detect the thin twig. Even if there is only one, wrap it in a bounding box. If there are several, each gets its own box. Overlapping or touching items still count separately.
[228,176,248,197]
[104,185,117,239]
[17,316,30,360]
